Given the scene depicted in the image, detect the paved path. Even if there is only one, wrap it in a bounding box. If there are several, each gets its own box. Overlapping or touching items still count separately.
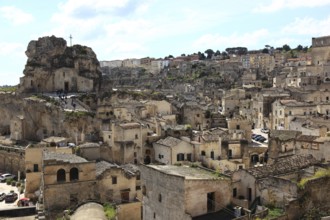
[0,182,23,210]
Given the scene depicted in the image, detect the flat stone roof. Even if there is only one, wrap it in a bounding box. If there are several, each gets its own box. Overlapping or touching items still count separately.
[119,122,141,129]
[42,136,67,143]
[146,165,225,180]
[43,151,88,163]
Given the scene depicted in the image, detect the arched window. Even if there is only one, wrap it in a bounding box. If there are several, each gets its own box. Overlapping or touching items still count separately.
[57,169,66,182]
[70,167,79,181]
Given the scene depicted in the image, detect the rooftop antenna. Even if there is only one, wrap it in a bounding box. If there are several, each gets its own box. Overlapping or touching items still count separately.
[69,34,72,47]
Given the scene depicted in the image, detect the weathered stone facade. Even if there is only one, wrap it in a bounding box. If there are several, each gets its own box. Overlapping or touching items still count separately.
[141,164,231,220]
[19,36,101,93]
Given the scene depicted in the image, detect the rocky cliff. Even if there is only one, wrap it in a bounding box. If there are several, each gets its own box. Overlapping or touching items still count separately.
[19,36,101,93]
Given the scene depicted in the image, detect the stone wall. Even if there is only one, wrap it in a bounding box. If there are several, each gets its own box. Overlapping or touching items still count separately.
[286,176,330,219]
[0,146,25,177]
[117,201,141,220]
[312,36,330,47]
[140,165,191,220]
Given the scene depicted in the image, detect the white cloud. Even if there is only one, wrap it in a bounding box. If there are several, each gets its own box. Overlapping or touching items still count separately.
[0,6,34,25]
[192,29,270,50]
[281,16,330,36]
[254,0,330,12]
[0,42,25,56]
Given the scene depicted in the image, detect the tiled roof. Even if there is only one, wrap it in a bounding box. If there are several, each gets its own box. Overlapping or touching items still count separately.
[296,135,319,142]
[270,130,301,141]
[95,161,119,177]
[156,136,182,147]
[246,155,318,179]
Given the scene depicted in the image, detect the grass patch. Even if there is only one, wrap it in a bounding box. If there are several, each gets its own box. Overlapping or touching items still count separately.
[103,203,116,220]
[0,86,17,92]
[267,208,283,219]
[297,168,330,189]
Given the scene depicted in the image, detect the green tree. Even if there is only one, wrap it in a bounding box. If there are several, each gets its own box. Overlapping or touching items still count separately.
[262,48,269,54]
[205,49,215,59]
[214,50,221,56]
[198,51,206,60]
[296,45,303,51]
[283,44,291,51]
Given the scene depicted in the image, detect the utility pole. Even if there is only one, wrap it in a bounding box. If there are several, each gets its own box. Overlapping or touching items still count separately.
[69,34,72,47]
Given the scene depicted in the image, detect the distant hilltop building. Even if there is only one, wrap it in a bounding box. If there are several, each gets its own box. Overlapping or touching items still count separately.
[311,35,330,66]
[312,35,330,47]
[18,35,102,93]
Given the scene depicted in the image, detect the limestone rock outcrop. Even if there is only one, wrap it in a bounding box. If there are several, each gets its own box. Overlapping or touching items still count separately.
[19,36,101,93]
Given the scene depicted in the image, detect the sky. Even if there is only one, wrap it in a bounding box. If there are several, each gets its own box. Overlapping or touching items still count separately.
[0,0,330,85]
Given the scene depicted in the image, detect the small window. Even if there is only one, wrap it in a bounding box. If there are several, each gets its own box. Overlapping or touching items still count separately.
[239,165,243,169]
[187,153,192,161]
[135,134,138,139]
[142,185,146,195]
[33,164,38,172]
[70,167,79,181]
[201,151,206,156]
[112,176,117,184]
[57,169,66,182]
[236,125,240,129]
[136,174,140,180]
[233,188,237,197]
[158,194,162,202]
[134,152,137,157]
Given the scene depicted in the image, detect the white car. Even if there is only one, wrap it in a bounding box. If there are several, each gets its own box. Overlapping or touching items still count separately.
[261,128,270,134]
[0,173,15,182]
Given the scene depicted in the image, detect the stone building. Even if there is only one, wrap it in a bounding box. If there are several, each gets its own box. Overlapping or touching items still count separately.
[252,88,290,128]
[96,161,140,204]
[19,36,101,93]
[42,151,97,211]
[181,101,207,130]
[271,99,317,130]
[268,130,302,162]
[110,122,148,164]
[311,35,330,66]
[232,155,318,209]
[141,164,231,220]
[25,143,141,216]
[153,136,196,164]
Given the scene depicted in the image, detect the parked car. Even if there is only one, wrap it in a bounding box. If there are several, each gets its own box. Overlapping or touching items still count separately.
[255,136,266,142]
[261,128,270,133]
[0,192,6,201]
[0,173,15,182]
[4,192,18,203]
[252,134,262,140]
[17,198,30,207]
[251,134,258,139]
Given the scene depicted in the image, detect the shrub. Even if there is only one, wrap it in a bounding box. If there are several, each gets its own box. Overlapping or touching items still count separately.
[6,178,13,185]
[11,181,16,186]
[103,203,116,220]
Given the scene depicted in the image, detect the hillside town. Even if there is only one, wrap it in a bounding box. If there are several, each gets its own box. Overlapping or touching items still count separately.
[0,35,329,220]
